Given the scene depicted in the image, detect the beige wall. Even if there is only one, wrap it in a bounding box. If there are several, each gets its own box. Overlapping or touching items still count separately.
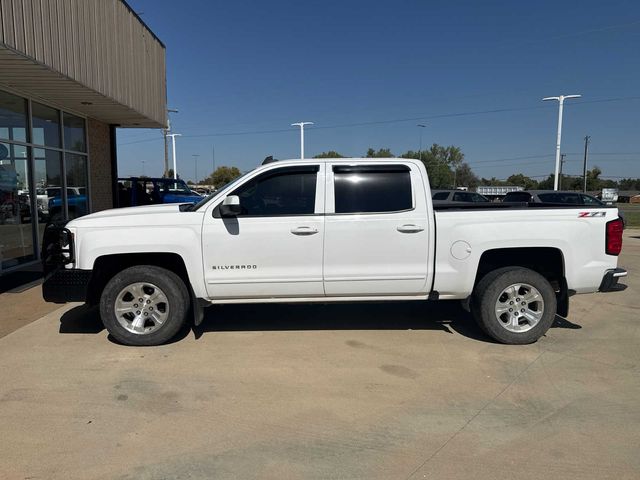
[0,0,166,127]
[87,118,113,213]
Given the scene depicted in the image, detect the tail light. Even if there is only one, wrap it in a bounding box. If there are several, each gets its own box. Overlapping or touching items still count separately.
[606,218,623,256]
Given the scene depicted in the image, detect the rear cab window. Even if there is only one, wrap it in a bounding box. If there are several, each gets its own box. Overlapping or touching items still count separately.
[328,163,416,214]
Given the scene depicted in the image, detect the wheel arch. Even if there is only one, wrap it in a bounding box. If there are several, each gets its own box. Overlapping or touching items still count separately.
[87,252,191,305]
[473,247,568,317]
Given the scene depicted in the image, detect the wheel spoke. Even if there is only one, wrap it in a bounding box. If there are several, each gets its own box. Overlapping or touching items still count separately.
[522,290,540,304]
[131,315,146,332]
[495,304,510,315]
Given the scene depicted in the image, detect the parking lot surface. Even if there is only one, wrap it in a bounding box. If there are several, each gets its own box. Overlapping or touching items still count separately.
[1,231,639,480]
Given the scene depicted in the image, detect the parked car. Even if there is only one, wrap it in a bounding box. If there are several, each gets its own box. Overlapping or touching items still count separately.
[503,190,603,205]
[503,190,626,226]
[432,190,490,203]
[47,187,88,221]
[117,177,202,207]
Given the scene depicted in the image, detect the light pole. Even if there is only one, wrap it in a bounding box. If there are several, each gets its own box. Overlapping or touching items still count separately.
[291,122,313,159]
[166,133,181,179]
[543,94,581,190]
[417,124,427,160]
[163,108,178,177]
[141,160,146,176]
[192,154,200,184]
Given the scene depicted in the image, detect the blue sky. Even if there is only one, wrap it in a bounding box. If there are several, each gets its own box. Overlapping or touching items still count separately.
[118,0,640,182]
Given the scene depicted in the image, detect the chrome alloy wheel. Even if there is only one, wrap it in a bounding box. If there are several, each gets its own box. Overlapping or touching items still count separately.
[114,282,169,335]
[494,283,545,333]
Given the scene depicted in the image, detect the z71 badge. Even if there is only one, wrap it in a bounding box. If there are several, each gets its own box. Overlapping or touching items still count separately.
[578,211,606,218]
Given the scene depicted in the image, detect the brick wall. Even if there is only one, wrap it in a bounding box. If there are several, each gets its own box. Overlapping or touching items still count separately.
[87,118,113,212]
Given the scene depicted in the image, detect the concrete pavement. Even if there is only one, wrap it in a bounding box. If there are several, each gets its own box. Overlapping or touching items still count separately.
[1,231,639,479]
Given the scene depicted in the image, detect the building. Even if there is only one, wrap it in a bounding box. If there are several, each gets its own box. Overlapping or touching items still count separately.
[0,0,166,274]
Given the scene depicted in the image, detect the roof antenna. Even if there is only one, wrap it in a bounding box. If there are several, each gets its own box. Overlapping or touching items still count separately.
[262,155,277,165]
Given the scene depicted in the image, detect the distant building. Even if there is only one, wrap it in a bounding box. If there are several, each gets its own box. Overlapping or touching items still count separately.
[476,185,524,200]
[0,0,167,274]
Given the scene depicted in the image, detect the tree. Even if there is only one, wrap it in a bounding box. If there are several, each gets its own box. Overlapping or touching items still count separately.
[203,166,242,189]
[313,151,345,158]
[506,173,539,190]
[455,163,480,188]
[366,148,394,158]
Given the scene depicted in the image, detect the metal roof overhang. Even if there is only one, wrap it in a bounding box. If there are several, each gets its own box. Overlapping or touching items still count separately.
[0,44,163,128]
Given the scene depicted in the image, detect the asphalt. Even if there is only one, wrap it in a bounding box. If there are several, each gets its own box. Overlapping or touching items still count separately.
[1,230,639,479]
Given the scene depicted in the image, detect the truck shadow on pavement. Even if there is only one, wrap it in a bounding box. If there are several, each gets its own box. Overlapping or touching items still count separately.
[58,301,582,345]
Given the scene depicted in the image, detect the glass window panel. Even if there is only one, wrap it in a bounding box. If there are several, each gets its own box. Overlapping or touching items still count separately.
[0,90,28,143]
[0,142,35,269]
[63,113,86,152]
[32,102,61,148]
[334,167,412,214]
[65,153,88,219]
[230,169,317,216]
[34,148,63,226]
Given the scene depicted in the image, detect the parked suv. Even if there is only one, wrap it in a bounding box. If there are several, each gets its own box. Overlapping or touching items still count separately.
[432,190,489,203]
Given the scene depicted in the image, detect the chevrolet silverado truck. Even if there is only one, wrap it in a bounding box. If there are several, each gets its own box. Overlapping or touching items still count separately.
[42,158,627,346]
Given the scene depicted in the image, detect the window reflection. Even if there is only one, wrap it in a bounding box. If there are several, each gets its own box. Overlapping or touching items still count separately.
[0,90,28,143]
[63,113,86,152]
[0,142,34,269]
[32,102,61,148]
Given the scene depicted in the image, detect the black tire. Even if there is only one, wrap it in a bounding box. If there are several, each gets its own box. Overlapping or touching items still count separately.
[471,267,556,345]
[99,265,190,346]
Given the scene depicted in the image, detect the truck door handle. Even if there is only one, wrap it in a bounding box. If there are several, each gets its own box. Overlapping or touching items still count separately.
[397,224,424,233]
[291,226,319,235]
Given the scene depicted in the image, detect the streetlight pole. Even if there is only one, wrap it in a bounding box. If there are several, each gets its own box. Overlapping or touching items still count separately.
[163,108,178,177]
[582,135,590,193]
[542,94,581,190]
[192,154,200,184]
[417,124,427,160]
[166,133,181,179]
[141,160,146,176]
[291,122,314,159]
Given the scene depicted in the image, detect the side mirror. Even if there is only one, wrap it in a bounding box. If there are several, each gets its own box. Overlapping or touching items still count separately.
[219,195,242,217]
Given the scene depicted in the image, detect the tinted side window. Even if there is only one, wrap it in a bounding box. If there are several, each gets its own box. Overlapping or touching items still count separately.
[471,193,488,202]
[504,192,531,202]
[334,165,412,214]
[432,192,449,200]
[230,167,318,216]
[581,194,602,205]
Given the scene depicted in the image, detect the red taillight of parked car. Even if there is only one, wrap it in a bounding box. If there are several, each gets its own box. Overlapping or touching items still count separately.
[605,218,624,256]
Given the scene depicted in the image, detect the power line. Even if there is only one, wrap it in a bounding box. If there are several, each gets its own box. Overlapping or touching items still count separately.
[117,95,640,146]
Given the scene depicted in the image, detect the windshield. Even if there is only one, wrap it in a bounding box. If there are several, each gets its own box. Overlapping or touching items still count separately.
[191,169,254,211]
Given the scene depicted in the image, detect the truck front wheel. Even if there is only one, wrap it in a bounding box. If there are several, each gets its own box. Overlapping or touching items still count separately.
[99,265,189,346]
[472,267,556,344]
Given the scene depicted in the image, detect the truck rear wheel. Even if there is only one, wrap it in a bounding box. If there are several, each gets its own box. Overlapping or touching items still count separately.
[472,267,556,344]
[99,265,189,346]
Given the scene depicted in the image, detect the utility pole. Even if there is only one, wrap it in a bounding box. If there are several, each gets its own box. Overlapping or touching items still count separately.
[141,160,146,177]
[163,108,178,177]
[542,94,582,190]
[417,124,427,160]
[193,154,200,184]
[212,145,215,176]
[559,154,566,190]
[166,133,181,179]
[291,122,313,159]
[582,135,591,193]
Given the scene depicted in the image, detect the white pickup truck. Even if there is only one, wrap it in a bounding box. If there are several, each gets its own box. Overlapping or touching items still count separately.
[42,158,627,346]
